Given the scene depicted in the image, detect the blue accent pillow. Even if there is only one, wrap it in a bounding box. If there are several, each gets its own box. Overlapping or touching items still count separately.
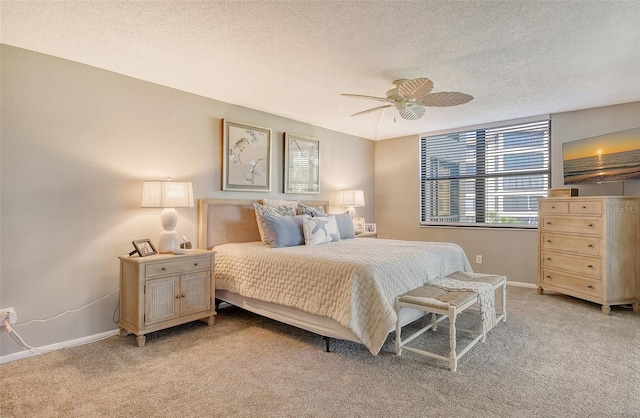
[317,211,356,239]
[257,214,307,248]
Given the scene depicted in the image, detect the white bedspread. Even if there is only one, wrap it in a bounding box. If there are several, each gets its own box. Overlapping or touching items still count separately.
[214,238,472,355]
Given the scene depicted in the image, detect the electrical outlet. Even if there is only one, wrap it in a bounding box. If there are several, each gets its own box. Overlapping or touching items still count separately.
[1,307,17,325]
[475,255,483,264]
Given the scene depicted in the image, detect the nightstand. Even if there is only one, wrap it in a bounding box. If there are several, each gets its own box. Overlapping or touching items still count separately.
[356,232,378,238]
[118,249,216,346]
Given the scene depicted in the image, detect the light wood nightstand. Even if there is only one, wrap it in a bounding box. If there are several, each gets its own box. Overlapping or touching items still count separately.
[118,249,216,346]
[356,232,378,238]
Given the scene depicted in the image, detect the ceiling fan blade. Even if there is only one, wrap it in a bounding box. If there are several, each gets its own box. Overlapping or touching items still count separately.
[418,92,474,107]
[397,102,426,120]
[350,104,394,117]
[397,78,434,99]
[341,94,392,103]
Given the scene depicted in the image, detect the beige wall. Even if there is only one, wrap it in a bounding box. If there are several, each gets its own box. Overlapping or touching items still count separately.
[0,45,373,358]
[375,101,640,284]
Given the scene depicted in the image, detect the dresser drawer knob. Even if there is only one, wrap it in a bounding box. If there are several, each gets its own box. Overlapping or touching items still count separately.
[546,240,552,243]
[546,222,552,225]
[162,267,167,271]
[194,262,199,266]
[587,224,594,227]
[587,285,593,289]
[546,275,552,279]
[587,265,594,268]
[582,206,587,209]
[587,244,593,248]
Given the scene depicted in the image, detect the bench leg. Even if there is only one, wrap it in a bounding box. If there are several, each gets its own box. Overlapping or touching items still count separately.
[449,308,457,372]
[502,282,507,322]
[395,298,402,355]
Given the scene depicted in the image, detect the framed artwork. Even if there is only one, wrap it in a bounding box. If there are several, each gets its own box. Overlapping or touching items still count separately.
[353,217,366,235]
[284,133,320,194]
[222,120,272,192]
[365,223,377,233]
[131,239,157,257]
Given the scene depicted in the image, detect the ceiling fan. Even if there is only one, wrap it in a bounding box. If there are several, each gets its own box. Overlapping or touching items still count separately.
[342,77,473,121]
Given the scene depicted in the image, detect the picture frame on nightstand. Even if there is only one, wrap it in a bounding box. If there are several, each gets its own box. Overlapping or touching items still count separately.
[131,239,157,257]
[365,223,377,233]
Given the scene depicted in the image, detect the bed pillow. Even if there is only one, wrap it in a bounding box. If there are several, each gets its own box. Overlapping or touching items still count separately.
[258,214,307,248]
[253,203,297,244]
[297,201,326,216]
[316,211,356,239]
[302,215,341,246]
[262,198,298,210]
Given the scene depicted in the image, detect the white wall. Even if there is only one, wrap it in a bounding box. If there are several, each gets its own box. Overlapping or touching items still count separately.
[0,45,374,357]
[375,102,640,285]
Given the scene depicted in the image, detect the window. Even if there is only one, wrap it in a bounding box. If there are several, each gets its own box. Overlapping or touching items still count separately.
[420,119,550,227]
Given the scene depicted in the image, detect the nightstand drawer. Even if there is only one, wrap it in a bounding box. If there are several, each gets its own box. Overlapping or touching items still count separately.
[540,268,601,298]
[540,216,601,235]
[145,256,211,278]
[541,251,601,278]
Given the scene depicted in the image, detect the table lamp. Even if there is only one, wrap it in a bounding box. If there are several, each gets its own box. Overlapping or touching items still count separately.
[142,180,194,253]
[339,189,365,219]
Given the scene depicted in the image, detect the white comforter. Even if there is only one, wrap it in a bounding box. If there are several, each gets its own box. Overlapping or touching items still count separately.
[214,238,472,355]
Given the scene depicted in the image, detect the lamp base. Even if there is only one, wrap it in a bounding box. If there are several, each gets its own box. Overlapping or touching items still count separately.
[158,230,179,253]
[346,206,356,219]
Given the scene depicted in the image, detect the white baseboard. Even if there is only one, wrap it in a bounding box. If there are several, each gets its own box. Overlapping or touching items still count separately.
[506,280,537,288]
[0,329,119,364]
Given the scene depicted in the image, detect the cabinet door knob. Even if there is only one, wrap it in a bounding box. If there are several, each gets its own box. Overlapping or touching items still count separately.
[194,262,199,266]
[162,267,167,271]
[176,295,181,299]
[181,294,185,298]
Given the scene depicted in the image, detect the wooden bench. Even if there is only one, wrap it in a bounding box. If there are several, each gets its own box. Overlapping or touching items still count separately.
[394,272,506,371]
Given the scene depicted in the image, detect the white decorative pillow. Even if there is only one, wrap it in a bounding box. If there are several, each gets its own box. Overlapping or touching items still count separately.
[253,203,297,244]
[262,198,298,210]
[302,215,341,246]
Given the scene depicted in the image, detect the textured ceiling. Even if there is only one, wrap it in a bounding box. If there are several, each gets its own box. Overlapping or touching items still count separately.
[2,1,640,140]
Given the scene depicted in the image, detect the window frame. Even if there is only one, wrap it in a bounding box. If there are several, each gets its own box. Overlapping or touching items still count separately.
[419,117,551,229]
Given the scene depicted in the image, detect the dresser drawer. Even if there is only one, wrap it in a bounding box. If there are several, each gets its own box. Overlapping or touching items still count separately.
[541,251,601,278]
[569,200,602,215]
[539,216,601,235]
[145,257,211,278]
[539,200,568,214]
[540,268,601,298]
[540,232,601,256]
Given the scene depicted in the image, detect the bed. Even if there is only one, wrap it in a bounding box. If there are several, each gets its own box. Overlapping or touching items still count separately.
[198,198,472,355]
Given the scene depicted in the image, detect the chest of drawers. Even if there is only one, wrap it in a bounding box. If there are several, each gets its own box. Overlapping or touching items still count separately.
[118,249,216,346]
[538,197,639,314]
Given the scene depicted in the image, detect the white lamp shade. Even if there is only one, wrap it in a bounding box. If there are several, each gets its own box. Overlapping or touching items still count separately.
[141,181,194,208]
[142,181,194,253]
[339,189,365,208]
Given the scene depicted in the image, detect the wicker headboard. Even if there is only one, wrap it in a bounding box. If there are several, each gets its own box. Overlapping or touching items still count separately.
[198,199,330,250]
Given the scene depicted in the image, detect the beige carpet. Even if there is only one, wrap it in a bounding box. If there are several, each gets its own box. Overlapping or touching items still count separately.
[1,287,639,417]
